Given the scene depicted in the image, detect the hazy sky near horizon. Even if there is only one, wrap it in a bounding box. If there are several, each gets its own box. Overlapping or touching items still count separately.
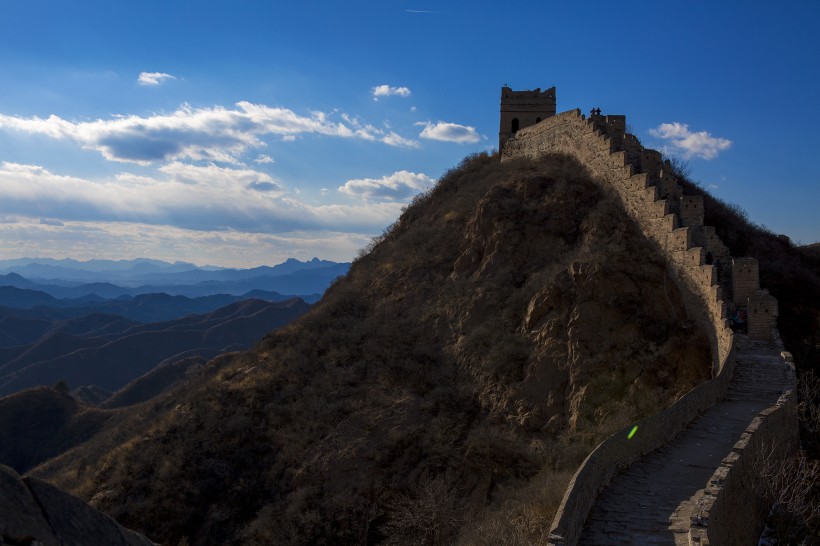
[0,0,818,267]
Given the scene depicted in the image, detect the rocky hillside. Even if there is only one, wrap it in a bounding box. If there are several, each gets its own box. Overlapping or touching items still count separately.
[28,153,712,545]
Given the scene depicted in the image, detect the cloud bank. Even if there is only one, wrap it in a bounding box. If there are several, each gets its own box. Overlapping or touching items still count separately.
[649,122,732,160]
[0,102,417,164]
[0,161,404,233]
[0,216,369,267]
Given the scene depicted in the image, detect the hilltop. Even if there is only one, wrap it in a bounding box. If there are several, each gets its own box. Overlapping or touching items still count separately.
[25,152,712,545]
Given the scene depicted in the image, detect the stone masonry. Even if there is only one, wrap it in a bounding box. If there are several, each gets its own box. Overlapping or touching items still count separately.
[499,88,797,545]
[498,86,556,152]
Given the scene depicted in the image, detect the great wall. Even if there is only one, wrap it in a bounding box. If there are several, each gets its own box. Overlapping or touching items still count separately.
[498,87,799,545]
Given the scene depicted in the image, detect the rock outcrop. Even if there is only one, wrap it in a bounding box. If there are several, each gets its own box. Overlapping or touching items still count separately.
[0,464,153,546]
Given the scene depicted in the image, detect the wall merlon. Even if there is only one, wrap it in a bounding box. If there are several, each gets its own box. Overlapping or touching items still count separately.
[732,258,760,306]
[699,264,717,286]
[669,227,692,252]
[658,175,682,200]
[748,290,778,342]
[628,173,650,191]
[652,199,670,218]
[681,195,705,227]
[641,149,663,179]
[609,151,627,167]
[686,247,705,267]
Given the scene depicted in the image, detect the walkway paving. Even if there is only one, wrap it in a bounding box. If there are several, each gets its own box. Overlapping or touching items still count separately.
[578,337,791,545]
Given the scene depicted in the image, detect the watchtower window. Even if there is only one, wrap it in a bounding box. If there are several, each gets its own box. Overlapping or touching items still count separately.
[536,117,542,123]
[511,118,519,133]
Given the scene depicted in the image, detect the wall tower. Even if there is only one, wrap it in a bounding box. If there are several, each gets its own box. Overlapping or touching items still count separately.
[499,86,556,152]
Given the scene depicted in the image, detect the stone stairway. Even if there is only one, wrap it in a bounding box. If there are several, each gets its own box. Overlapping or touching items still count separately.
[578,337,789,545]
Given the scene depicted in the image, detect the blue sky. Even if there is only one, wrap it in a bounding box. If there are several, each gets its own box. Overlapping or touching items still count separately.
[0,1,817,267]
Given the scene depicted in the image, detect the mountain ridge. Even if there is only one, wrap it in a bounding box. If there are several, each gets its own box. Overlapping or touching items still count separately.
[22,152,714,545]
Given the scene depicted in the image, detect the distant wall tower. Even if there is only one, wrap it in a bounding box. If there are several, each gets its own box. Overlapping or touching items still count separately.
[499,86,556,152]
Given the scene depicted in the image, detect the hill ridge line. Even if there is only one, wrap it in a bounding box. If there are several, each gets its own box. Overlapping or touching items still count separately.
[501,108,798,544]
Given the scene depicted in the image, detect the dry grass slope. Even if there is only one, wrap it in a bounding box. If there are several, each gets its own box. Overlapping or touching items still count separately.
[31,153,712,545]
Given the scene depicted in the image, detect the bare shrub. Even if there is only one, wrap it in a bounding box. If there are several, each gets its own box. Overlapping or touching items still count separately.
[381,474,466,546]
[799,370,820,451]
[456,467,575,546]
[666,156,692,180]
[755,445,820,542]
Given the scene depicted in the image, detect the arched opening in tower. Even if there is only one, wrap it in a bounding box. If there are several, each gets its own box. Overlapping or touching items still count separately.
[511,118,520,133]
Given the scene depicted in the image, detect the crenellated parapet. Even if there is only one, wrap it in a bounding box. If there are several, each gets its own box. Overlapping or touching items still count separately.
[501,107,777,348]
[500,102,791,545]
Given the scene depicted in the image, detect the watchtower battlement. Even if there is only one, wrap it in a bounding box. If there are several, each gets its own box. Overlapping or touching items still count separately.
[499,86,556,152]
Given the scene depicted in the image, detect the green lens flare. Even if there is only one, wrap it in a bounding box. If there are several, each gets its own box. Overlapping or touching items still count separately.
[628,425,638,439]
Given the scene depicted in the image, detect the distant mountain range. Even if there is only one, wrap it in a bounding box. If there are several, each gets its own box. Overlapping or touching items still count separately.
[0,257,349,290]
[0,257,349,303]
[0,285,304,322]
[0,297,311,397]
[0,256,345,399]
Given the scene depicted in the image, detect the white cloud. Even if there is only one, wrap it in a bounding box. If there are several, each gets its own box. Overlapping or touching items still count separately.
[417,121,481,144]
[254,154,275,164]
[648,122,732,160]
[0,102,416,164]
[372,84,412,100]
[382,131,419,148]
[338,170,434,201]
[137,72,176,86]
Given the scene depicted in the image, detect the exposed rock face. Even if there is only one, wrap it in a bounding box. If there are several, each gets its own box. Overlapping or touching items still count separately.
[0,464,153,546]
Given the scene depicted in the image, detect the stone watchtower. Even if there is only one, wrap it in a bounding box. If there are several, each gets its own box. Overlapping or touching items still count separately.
[499,86,556,151]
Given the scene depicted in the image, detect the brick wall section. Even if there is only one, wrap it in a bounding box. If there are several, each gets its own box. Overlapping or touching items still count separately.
[747,291,778,343]
[500,108,793,545]
[688,334,798,546]
[732,257,759,306]
[501,109,733,365]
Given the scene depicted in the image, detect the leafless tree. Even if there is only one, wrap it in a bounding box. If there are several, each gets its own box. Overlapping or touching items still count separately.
[755,373,820,543]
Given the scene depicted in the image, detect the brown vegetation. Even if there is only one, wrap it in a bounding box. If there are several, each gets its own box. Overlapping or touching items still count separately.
[28,153,712,545]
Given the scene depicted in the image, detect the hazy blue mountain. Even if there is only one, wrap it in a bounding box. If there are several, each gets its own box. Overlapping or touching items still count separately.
[0,257,211,273]
[0,258,349,297]
[0,257,345,282]
[0,298,310,396]
[0,286,304,323]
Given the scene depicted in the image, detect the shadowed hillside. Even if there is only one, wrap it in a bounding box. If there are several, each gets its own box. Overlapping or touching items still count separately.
[29,153,712,545]
[0,384,110,474]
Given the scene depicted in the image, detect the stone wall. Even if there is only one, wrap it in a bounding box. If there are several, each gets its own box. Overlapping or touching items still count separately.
[499,86,557,151]
[545,351,737,545]
[501,108,794,545]
[689,335,798,546]
[501,109,734,365]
